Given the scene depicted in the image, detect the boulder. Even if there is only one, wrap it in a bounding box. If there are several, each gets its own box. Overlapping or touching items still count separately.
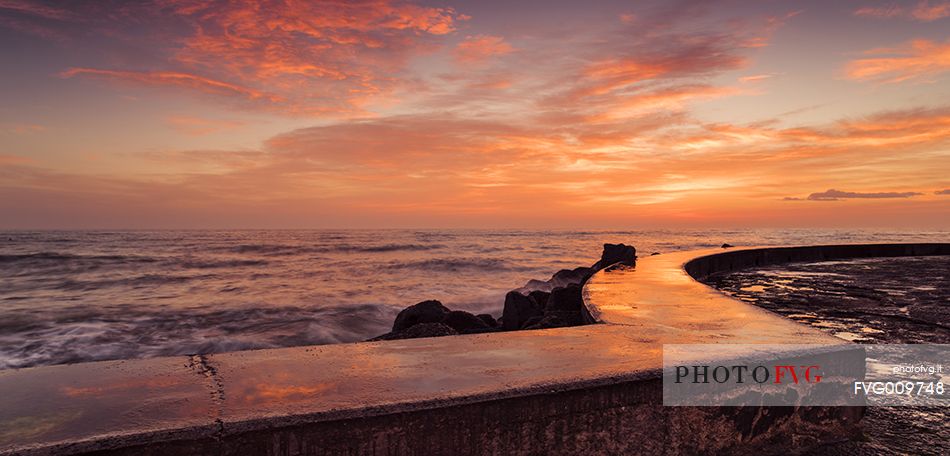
[550,266,595,287]
[524,313,572,330]
[592,243,636,269]
[392,300,450,332]
[542,310,583,327]
[521,315,544,329]
[502,291,543,331]
[528,290,550,310]
[369,322,458,341]
[546,284,584,313]
[442,310,491,334]
[721,243,734,249]
[520,278,553,293]
[476,313,498,328]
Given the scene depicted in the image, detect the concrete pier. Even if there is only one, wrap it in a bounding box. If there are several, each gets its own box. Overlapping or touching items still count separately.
[3,243,944,455]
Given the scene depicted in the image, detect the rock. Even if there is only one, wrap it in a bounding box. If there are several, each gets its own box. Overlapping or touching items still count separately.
[550,266,595,288]
[369,322,458,341]
[392,300,450,332]
[721,243,734,249]
[592,243,636,269]
[442,310,491,334]
[543,310,583,326]
[524,313,572,330]
[476,313,498,328]
[515,266,596,295]
[651,252,660,256]
[502,291,543,331]
[544,284,590,326]
[520,278,553,293]
[528,290,550,310]
[546,284,584,313]
[521,315,544,329]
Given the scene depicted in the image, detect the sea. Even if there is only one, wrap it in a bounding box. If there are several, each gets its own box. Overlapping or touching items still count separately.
[1,229,946,370]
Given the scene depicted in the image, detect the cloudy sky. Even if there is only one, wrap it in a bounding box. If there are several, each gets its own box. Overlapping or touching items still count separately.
[1,0,949,228]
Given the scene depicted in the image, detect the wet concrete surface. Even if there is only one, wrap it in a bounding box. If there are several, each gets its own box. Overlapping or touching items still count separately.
[705,255,950,456]
[0,355,217,454]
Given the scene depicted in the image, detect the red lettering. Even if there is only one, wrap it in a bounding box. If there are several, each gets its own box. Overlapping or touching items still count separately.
[774,365,799,384]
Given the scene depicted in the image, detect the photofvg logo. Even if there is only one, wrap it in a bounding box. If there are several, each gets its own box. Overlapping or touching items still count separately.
[663,344,950,406]
[663,344,866,406]
[674,364,824,385]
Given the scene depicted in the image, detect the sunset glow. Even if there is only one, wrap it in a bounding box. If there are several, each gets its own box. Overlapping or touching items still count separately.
[2,0,949,228]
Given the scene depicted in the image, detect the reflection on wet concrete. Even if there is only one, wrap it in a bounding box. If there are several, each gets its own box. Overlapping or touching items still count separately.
[584,250,844,345]
[0,356,214,451]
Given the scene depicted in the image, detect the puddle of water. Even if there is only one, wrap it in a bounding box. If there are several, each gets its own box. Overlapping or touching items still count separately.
[739,285,766,293]
[833,331,870,342]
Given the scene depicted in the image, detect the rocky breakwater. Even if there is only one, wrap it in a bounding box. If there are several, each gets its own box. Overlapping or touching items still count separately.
[370,243,636,341]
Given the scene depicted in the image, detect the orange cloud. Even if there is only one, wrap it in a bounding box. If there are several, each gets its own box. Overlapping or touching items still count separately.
[739,74,775,83]
[845,39,950,83]
[0,0,69,19]
[4,2,949,229]
[4,105,950,228]
[524,27,757,127]
[165,116,247,136]
[805,189,923,201]
[32,1,464,116]
[1,123,45,134]
[454,35,513,63]
[61,68,278,101]
[855,1,950,21]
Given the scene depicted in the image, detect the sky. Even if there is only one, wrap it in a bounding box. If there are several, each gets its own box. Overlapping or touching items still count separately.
[1,0,949,229]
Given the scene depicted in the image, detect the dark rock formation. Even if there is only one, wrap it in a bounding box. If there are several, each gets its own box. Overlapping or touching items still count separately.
[549,267,594,288]
[521,315,544,329]
[528,290,550,310]
[370,322,458,341]
[541,284,587,327]
[546,284,584,313]
[374,242,637,341]
[392,300,450,332]
[651,252,660,256]
[722,243,734,249]
[476,313,498,328]
[592,243,636,270]
[516,266,594,294]
[524,313,572,330]
[502,291,543,331]
[442,310,491,334]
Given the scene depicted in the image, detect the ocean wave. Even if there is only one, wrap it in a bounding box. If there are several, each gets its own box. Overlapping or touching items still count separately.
[0,303,395,369]
[178,259,269,269]
[386,257,526,272]
[0,252,158,264]
[223,243,445,255]
[54,273,218,291]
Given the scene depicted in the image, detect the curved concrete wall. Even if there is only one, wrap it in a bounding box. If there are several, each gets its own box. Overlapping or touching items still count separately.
[3,243,944,455]
[683,243,950,280]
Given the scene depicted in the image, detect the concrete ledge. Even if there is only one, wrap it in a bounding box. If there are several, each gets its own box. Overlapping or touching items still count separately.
[683,243,950,280]
[2,243,944,455]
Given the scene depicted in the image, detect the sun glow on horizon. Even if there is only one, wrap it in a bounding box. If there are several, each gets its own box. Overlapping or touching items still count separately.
[1,0,949,229]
